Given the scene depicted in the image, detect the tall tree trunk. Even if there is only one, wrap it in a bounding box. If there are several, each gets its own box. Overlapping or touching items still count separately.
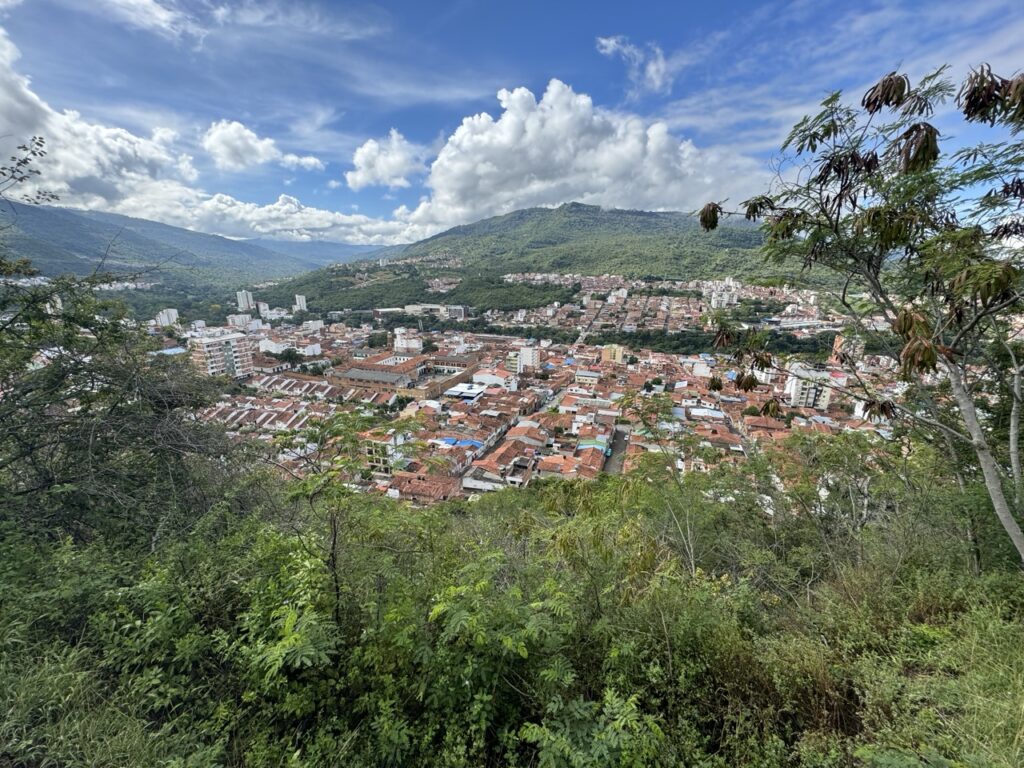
[1010,366,1022,509]
[946,362,1024,568]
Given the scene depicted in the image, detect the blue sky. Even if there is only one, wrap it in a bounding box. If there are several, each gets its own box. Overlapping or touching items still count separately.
[0,0,1021,244]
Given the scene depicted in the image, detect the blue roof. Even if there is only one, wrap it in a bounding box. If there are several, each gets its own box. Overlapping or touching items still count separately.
[439,437,457,445]
[564,357,575,365]
[725,370,738,380]
[150,346,187,356]
[456,439,483,448]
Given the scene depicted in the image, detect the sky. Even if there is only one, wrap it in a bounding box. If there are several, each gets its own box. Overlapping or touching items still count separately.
[0,0,1021,245]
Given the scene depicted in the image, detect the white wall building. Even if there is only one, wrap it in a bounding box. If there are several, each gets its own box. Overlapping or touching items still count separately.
[518,346,541,371]
[190,332,254,379]
[784,363,833,410]
[236,290,254,311]
[155,308,179,327]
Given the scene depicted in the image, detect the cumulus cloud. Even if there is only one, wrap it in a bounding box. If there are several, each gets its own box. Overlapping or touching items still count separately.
[0,28,398,244]
[396,79,765,233]
[0,27,199,210]
[201,119,323,172]
[280,152,325,171]
[345,128,424,190]
[597,36,683,96]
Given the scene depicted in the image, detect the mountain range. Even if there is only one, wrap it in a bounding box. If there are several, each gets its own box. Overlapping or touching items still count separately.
[2,202,828,317]
[0,204,378,287]
[258,203,826,314]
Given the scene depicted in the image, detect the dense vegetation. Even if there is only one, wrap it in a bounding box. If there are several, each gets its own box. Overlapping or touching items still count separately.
[3,241,1023,768]
[400,202,780,279]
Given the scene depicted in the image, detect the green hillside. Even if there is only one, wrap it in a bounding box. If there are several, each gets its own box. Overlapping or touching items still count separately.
[266,202,837,313]
[0,204,373,287]
[400,202,784,279]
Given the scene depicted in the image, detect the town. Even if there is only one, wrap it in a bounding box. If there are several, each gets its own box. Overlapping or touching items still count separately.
[145,276,907,505]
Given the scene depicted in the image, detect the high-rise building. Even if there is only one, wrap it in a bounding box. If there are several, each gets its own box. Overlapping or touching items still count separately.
[443,305,467,321]
[256,301,270,318]
[519,346,541,371]
[293,294,308,312]
[236,290,254,312]
[189,332,254,379]
[392,327,423,354]
[784,363,832,410]
[155,308,179,327]
[226,313,251,328]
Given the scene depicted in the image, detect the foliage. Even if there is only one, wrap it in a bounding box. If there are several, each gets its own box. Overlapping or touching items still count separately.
[700,64,1024,564]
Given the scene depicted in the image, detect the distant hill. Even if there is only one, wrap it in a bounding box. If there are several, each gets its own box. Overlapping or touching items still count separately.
[0,204,374,287]
[398,202,771,278]
[241,238,379,264]
[266,202,832,313]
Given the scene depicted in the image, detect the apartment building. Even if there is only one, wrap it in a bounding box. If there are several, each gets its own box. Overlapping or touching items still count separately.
[784,363,832,410]
[189,332,255,379]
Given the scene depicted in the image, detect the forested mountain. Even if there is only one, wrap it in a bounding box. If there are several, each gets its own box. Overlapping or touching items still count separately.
[398,201,778,278]
[0,204,376,286]
[264,202,835,313]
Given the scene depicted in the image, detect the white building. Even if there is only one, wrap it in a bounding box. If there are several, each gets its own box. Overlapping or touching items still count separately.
[259,339,321,357]
[227,313,252,328]
[236,290,254,312]
[393,327,423,355]
[518,346,541,371]
[473,368,519,391]
[784,363,833,410]
[155,308,179,327]
[293,294,308,312]
[256,301,270,318]
[189,332,254,379]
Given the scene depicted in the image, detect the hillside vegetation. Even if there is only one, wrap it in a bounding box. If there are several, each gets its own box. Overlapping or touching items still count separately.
[0,204,375,286]
[400,202,816,282]
[266,202,838,313]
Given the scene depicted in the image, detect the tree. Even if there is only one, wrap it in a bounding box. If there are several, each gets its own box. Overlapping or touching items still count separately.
[271,347,303,366]
[700,66,1024,565]
[0,139,239,544]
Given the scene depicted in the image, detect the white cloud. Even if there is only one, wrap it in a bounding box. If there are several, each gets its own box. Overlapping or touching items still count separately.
[73,0,200,39]
[201,119,279,170]
[345,128,424,190]
[597,36,685,96]
[0,28,393,244]
[280,152,324,171]
[0,26,765,247]
[0,27,200,209]
[201,119,323,172]
[396,79,766,233]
